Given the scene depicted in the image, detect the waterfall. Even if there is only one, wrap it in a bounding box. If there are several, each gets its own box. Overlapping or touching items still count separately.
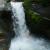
[9,1,50,50]
[10,2,29,37]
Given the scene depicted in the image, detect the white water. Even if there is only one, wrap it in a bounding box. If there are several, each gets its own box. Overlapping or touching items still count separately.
[9,1,50,50]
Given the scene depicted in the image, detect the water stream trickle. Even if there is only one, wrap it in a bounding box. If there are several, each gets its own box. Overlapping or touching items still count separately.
[9,1,50,50]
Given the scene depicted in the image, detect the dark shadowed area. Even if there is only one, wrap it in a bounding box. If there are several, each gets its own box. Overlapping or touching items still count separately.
[0,10,15,50]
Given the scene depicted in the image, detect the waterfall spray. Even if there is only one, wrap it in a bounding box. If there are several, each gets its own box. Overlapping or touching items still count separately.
[9,1,50,50]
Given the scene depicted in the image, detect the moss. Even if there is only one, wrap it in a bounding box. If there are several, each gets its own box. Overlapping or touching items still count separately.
[23,0,42,24]
[31,11,42,23]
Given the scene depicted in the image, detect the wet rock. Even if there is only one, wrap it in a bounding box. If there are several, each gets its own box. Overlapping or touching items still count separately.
[32,4,50,20]
[0,10,15,50]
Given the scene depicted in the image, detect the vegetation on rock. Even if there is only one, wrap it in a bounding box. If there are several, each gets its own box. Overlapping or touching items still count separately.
[23,0,42,23]
[23,0,50,39]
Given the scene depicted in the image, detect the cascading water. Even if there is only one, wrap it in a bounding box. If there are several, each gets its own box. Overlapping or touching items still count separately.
[9,1,50,50]
[10,2,29,37]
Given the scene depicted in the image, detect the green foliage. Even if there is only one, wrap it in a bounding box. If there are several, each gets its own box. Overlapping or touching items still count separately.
[23,0,32,9]
[23,0,42,24]
[31,12,42,23]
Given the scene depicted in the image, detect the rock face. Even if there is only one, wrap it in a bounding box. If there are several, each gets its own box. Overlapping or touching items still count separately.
[25,3,50,39]
[0,0,15,49]
[32,4,50,20]
[0,10,15,50]
[26,12,50,40]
